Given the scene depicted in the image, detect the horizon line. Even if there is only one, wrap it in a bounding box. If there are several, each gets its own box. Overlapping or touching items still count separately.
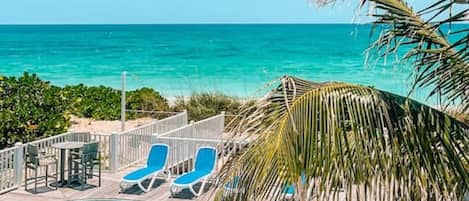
[0,22,372,26]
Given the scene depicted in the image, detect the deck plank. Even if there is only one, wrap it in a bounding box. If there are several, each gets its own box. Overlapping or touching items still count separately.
[0,163,214,201]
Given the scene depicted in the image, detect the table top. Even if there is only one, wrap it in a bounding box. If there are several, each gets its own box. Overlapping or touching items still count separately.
[52,141,85,150]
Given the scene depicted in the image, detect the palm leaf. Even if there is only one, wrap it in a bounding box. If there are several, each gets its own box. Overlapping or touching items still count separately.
[216,76,469,201]
[314,0,469,113]
[366,0,468,112]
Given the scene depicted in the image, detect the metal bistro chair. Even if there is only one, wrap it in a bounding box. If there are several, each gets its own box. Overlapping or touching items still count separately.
[70,141,101,190]
[24,144,58,193]
[67,132,91,181]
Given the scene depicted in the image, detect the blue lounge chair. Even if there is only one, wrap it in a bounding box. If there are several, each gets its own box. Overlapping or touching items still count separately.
[223,176,242,197]
[170,146,217,197]
[224,176,240,192]
[120,144,170,192]
[283,172,306,199]
[283,184,295,199]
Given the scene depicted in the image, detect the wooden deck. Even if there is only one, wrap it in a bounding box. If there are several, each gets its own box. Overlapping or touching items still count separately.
[0,163,216,201]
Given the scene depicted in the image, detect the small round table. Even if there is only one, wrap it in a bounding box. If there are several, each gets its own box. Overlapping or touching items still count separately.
[51,141,85,187]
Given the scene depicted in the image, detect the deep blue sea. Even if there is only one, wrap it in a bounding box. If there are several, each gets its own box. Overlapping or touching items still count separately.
[0,24,428,100]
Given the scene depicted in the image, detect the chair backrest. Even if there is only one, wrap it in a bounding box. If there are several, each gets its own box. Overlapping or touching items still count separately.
[26,144,39,165]
[68,132,91,142]
[82,141,99,162]
[194,146,217,173]
[147,144,169,168]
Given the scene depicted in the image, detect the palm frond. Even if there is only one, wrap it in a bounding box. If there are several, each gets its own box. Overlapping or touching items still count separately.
[313,0,469,112]
[216,76,469,201]
[365,0,469,113]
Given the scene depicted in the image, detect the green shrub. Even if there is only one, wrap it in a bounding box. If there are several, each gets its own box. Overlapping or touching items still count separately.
[62,85,170,120]
[126,87,170,118]
[0,73,173,148]
[171,92,244,121]
[0,73,70,149]
[61,84,121,120]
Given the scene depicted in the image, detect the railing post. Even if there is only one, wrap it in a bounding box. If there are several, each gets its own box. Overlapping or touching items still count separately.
[221,111,225,132]
[110,132,120,172]
[121,71,126,132]
[190,120,195,138]
[151,133,158,144]
[183,109,188,124]
[13,142,23,187]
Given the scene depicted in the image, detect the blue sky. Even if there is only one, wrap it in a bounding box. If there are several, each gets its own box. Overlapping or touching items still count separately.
[0,0,432,24]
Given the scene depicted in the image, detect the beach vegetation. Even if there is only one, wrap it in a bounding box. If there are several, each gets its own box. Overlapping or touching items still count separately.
[126,87,170,118]
[217,76,469,201]
[61,85,170,120]
[61,84,122,120]
[0,73,174,148]
[0,73,70,149]
[171,92,246,122]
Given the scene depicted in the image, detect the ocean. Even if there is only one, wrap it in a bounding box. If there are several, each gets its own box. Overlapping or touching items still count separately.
[0,24,427,101]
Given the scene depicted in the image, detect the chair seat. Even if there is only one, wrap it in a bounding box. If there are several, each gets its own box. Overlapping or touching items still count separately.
[41,158,57,165]
[123,166,163,182]
[26,158,56,168]
[173,170,211,185]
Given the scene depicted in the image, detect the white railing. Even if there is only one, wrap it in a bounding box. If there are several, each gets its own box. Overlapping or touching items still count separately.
[90,133,111,170]
[0,146,18,194]
[154,110,188,134]
[151,112,240,177]
[117,111,188,169]
[159,112,224,139]
[153,136,245,177]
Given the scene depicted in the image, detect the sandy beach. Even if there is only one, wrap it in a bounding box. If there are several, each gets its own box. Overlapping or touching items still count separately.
[69,115,156,134]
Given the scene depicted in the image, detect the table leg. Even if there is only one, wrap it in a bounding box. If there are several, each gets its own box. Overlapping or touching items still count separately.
[60,149,65,183]
[51,149,67,187]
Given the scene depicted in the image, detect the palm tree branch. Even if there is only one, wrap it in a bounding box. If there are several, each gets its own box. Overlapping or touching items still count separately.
[216,76,469,200]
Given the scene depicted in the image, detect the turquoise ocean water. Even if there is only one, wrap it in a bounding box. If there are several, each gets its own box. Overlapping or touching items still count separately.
[0,24,428,101]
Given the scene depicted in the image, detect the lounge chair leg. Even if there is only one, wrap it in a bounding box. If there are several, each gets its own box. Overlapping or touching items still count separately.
[145,175,157,192]
[170,185,177,197]
[189,184,198,197]
[119,182,126,193]
[165,170,171,181]
[137,181,147,192]
[197,179,207,197]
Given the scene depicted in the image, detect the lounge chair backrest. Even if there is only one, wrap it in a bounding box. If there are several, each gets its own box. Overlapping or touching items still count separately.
[147,144,168,168]
[194,147,217,173]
